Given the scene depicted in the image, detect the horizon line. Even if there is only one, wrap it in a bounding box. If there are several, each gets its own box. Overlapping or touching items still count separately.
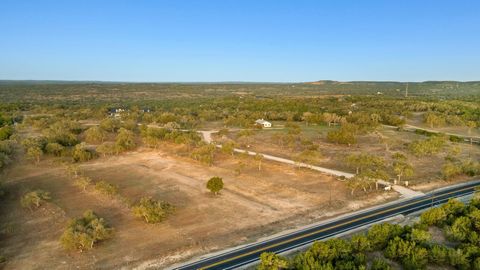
[1,79,479,84]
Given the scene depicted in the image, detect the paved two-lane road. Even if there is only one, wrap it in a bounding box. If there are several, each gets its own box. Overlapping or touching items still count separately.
[174,180,480,270]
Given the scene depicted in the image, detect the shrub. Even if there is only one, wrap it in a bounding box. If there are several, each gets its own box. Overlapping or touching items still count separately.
[408,136,445,156]
[327,127,356,145]
[190,144,216,165]
[73,176,92,191]
[442,162,462,180]
[371,258,391,270]
[428,244,449,265]
[60,210,113,251]
[20,190,51,210]
[258,252,289,270]
[45,142,65,156]
[206,176,224,195]
[115,128,136,152]
[94,181,118,197]
[72,143,96,162]
[420,207,447,226]
[132,197,174,223]
[367,223,404,249]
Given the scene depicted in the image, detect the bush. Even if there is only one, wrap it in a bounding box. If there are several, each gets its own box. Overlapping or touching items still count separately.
[371,258,391,270]
[408,136,446,156]
[442,162,462,180]
[449,135,463,142]
[367,223,404,250]
[190,144,216,165]
[132,197,174,223]
[428,244,449,265]
[20,190,51,210]
[420,207,447,226]
[94,181,118,197]
[73,176,92,191]
[258,252,289,270]
[115,128,136,152]
[45,142,65,156]
[72,142,96,162]
[96,142,117,156]
[206,176,224,195]
[327,127,357,145]
[60,210,113,251]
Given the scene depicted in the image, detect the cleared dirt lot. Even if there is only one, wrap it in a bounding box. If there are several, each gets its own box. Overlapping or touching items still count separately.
[0,146,396,269]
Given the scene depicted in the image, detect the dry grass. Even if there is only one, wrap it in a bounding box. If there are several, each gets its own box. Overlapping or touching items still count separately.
[0,146,397,269]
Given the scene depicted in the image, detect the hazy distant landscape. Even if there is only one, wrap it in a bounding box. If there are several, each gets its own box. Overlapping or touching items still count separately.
[0,80,479,269]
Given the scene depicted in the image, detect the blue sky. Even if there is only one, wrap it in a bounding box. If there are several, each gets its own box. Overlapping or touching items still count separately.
[1,0,479,82]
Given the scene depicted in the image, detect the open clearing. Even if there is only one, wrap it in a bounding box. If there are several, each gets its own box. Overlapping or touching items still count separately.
[0,147,396,269]
[216,124,480,186]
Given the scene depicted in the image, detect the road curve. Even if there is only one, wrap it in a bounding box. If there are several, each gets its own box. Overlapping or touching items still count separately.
[173,180,480,270]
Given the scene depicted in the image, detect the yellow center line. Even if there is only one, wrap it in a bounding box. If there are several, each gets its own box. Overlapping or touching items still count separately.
[199,185,476,269]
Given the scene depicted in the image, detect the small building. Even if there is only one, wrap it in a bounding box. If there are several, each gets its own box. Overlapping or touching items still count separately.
[108,108,126,118]
[255,119,272,128]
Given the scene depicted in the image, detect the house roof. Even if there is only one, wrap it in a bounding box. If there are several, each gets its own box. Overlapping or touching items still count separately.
[255,119,271,124]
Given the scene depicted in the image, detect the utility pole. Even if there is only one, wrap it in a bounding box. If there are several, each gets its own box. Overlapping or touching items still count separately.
[405,82,409,98]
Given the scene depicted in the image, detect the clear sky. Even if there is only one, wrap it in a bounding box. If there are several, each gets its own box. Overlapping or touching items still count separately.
[1,0,479,82]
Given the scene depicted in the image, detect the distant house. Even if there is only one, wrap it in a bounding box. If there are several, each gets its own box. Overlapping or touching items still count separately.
[255,119,272,128]
[108,108,126,118]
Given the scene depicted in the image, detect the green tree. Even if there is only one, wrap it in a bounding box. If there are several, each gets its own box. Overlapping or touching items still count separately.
[60,210,113,251]
[206,176,224,195]
[115,128,136,152]
[392,153,414,183]
[346,153,385,174]
[442,161,462,180]
[327,127,356,146]
[20,190,51,210]
[367,223,404,250]
[190,144,216,166]
[221,141,235,156]
[448,216,472,242]
[0,125,14,140]
[26,146,43,164]
[100,118,121,132]
[96,142,117,157]
[409,228,431,244]
[257,252,289,270]
[132,197,173,223]
[350,234,371,252]
[72,142,96,162]
[84,126,107,144]
[428,244,449,265]
[45,142,65,156]
[371,259,391,270]
[420,207,447,226]
[447,248,470,269]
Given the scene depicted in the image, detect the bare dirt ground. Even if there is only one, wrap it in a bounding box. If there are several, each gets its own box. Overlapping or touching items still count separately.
[0,146,397,269]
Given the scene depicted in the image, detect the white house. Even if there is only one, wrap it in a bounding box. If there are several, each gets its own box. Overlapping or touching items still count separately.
[255,119,272,128]
[108,108,126,118]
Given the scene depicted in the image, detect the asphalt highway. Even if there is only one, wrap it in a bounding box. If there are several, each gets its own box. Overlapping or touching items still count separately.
[175,180,480,270]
